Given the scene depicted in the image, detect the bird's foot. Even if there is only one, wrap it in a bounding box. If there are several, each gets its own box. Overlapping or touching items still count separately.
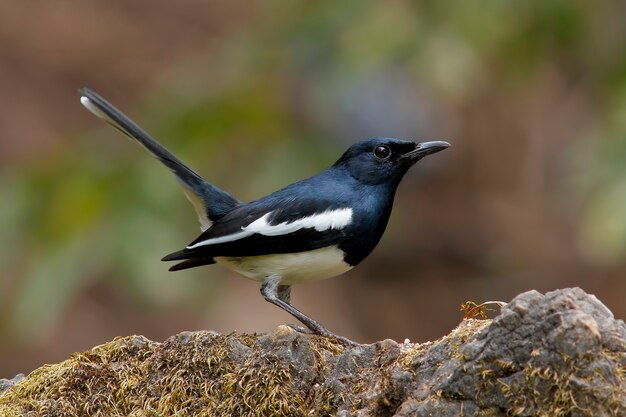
[286,324,313,334]
[286,323,360,347]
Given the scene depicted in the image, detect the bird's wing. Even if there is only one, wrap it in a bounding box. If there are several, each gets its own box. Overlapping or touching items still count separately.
[162,199,354,266]
[79,88,240,229]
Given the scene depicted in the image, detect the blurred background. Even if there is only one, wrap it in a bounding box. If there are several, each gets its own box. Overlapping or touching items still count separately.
[1,0,625,377]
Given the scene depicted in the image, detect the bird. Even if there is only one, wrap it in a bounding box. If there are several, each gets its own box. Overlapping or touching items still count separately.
[79,87,449,345]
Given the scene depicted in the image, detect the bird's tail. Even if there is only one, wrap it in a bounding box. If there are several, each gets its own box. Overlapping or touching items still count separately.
[79,88,239,229]
[167,256,216,271]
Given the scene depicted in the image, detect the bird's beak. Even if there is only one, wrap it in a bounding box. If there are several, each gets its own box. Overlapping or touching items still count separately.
[404,140,450,161]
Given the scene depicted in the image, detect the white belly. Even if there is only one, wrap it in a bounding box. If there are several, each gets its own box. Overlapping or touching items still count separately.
[215,245,353,285]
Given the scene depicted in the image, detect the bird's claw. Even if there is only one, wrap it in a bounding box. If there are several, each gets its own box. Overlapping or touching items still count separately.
[287,324,313,334]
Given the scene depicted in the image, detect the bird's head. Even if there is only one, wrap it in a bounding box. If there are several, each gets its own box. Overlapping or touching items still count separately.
[333,138,449,185]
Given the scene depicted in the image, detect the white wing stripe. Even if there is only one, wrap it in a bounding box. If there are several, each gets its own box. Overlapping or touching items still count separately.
[187,208,353,249]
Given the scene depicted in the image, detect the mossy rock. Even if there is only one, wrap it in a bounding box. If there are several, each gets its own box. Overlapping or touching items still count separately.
[1,288,624,416]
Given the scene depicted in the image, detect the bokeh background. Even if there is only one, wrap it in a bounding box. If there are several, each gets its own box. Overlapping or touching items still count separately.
[1,1,625,377]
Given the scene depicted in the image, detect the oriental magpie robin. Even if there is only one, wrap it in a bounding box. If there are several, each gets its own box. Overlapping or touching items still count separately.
[80,88,449,345]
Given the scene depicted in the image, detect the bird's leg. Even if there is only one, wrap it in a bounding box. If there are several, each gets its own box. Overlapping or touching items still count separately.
[276,284,313,335]
[261,277,358,346]
[276,284,291,304]
[262,279,324,334]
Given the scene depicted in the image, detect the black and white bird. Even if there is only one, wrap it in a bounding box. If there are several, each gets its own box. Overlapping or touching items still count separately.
[80,88,449,345]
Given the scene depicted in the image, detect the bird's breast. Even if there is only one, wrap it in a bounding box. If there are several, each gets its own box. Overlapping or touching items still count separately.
[338,193,395,266]
[215,245,353,285]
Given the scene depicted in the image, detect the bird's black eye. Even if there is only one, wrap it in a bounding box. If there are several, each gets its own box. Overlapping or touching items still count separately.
[373,145,391,159]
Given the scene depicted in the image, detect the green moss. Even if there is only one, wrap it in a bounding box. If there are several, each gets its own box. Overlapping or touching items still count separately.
[498,345,625,417]
[0,336,154,416]
[0,333,338,417]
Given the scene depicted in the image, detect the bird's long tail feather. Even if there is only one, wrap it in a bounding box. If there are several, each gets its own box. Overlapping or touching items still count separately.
[79,88,239,228]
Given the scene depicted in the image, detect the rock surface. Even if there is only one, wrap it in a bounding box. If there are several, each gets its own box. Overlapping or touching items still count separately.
[0,375,23,395]
[0,288,624,416]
